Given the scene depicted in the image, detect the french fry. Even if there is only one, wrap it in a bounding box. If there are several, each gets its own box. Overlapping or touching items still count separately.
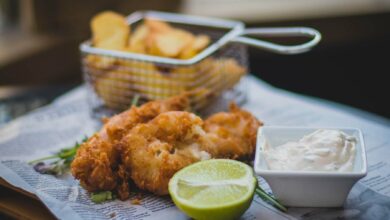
[90,13,210,59]
[87,11,246,111]
[179,35,211,59]
[85,55,117,70]
[194,35,210,51]
[95,70,135,109]
[217,58,247,89]
[150,29,194,57]
[127,25,150,53]
[91,11,130,50]
[179,47,197,60]
[144,18,172,33]
[115,60,187,100]
[220,58,246,76]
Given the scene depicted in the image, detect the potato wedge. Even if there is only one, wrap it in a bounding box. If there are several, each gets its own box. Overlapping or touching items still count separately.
[127,25,150,53]
[179,34,211,59]
[151,29,195,57]
[193,35,211,51]
[91,11,130,50]
[145,18,172,33]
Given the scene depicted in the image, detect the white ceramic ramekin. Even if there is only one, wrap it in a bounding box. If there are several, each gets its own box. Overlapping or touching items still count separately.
[254,126,367,207]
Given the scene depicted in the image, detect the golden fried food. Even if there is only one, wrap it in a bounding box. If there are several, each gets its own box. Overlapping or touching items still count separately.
[179,34,211,59]
[217,58,246,89]
[144,18,173,33]
[90,12,211,60]
[87,11,248,112]
[113,60,187,100]
[72,98,261,199]
[203,103,263,160]
[91,11,130,50]
[71,95,189,198]
[126,19,174,54]
[71,135,118,191]
[94,71,134,110]
[85,55,118,70]
[118,111,212,195]
[115,104,261,197]
[127,24,150,53]
[150,29,195,58]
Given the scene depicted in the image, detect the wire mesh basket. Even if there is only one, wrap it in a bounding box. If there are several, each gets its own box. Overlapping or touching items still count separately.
[80,11,321,115]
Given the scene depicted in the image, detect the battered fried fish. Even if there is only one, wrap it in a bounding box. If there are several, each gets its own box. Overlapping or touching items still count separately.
[71,95,189,198]
[117,104,262,196]
[118,111,212,195]
[72,95,261,200]
[203,103,263,160]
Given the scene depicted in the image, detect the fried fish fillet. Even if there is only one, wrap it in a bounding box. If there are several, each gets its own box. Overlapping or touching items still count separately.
[72,94,261,199]
[71,95,189,197]
[118,111,212,195]
[117,104,261,196]
[203,103,263,160]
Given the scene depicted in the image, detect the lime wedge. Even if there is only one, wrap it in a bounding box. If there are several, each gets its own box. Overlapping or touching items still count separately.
[169,159,257,220]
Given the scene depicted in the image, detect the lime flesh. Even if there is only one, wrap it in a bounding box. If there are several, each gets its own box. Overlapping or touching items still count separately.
[169,159,257,220]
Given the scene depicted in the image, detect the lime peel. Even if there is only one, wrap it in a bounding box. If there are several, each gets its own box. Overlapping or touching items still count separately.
[169,159,256,220]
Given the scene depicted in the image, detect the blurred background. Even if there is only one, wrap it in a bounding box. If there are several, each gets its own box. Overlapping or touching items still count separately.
[1,0,390,125]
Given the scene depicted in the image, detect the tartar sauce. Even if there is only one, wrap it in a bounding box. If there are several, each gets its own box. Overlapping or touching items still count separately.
[264,129,357,172]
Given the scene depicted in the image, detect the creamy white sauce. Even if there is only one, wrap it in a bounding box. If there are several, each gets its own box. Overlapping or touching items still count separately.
[264,129,357,172]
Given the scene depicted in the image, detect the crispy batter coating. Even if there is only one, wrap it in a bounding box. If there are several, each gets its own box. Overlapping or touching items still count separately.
[118,111,211,195]
[71,134,118,191]
[71,95,189,197]
[72,97,262,199]
[203,103,263,160]
[117,104,261,197]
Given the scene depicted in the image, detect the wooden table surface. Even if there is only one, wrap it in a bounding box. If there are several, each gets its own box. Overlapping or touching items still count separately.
[0,179,56,220]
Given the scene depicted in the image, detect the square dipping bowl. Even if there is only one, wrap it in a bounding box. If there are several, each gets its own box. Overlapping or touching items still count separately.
[254,126,367,207]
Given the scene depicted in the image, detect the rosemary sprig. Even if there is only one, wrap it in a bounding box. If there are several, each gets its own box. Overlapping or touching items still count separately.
[255,185,287,212]
[29,136,88,175]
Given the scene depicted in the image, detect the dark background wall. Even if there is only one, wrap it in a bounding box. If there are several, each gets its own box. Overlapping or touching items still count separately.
[248,12,390,118]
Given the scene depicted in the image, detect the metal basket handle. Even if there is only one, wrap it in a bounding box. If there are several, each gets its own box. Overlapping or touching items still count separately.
[231,27,321,54]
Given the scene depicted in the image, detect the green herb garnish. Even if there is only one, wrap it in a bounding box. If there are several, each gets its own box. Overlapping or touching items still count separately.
[91,191,114,203]
[29,136,88,175]
[131,95,140,107]
[255,185,287,212]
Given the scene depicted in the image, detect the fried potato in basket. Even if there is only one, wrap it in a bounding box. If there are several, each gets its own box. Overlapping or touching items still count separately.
[119,60,187,99]
[127,24,150,54]
[145,18,173,33]
[87,11,247,112]
[179,34,211,59]
[94,71,136,110]
[91,11,130,50]
[215,58,247,89]
[90,12,210,59]
[150,29,195,58]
